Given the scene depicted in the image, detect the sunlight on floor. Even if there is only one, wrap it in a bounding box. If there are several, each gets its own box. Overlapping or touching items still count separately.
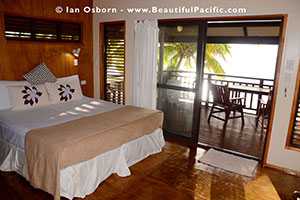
[244,175,280,200]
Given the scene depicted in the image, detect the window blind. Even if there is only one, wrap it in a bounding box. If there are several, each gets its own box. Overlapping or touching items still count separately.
[4,15,81,42]
[104,23,125,104]
[289,84,300,148]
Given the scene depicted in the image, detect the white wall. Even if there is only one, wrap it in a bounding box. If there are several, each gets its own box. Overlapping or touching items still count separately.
[93,0,300,171]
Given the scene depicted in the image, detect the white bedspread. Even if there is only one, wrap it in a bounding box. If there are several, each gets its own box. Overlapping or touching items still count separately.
[0,97,122,149]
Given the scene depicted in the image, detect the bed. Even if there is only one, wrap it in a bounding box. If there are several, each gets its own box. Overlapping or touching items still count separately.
[0,96,165,199]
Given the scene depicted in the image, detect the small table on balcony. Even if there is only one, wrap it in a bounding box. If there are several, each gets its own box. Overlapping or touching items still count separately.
[228,84,271,115]
[228,85,271,95]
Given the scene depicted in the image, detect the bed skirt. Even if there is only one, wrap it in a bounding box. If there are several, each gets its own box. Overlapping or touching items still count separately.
[0,128,165,199]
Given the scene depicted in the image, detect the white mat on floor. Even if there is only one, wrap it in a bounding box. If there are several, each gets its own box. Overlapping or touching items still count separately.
[199,148,258,177]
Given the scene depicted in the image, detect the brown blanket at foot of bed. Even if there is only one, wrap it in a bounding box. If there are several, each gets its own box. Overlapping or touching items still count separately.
[25,105,163,200]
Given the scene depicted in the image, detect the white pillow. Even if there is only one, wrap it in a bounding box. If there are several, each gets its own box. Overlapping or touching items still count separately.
[0,80,27,110]
[7,84,50,111]
[45,75,83,104]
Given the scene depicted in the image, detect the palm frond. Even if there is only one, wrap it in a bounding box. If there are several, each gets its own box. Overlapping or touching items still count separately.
[162,42,230,74]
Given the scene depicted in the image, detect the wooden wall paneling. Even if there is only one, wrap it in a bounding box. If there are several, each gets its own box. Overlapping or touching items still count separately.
[0,0,94,97]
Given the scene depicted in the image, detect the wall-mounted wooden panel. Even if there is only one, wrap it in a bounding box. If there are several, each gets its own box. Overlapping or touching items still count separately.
[0,0,94,97]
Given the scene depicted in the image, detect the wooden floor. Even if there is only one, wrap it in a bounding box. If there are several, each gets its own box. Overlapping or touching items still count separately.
[199,108,266,159]
[0,142,299,200]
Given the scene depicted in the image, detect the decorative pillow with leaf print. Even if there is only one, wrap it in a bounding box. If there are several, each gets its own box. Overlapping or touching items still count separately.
[45,75,83,104]
[58,84,75,102]
[7,84,50,110]
[22,85,43,106]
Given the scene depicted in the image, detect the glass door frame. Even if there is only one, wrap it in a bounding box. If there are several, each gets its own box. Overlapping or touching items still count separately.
[159,15,285,163]
[157,19,208,150]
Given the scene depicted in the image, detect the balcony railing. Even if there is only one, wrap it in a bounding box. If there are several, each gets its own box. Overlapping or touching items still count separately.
[158,71,274,114]
[105,80,125,105]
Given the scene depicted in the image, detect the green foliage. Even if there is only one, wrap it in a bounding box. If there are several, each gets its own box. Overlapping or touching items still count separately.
[162,43,231,74]
[205,44,231,74]
[163,43,197,71]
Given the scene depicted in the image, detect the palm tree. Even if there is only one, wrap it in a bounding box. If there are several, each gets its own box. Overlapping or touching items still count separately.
[163,43,231,74]
[163,43,197,71]
[205,44,231,74]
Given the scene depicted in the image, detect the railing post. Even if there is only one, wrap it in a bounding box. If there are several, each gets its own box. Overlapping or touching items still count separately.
[256,79,264,115]
[206,74,211,109]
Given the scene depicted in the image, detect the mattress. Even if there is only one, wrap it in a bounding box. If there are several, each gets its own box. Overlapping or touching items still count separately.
[0,97,165,199]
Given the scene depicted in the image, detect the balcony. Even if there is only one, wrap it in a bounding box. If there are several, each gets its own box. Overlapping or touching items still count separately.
[158,71,273,114]
[157,71,273,159]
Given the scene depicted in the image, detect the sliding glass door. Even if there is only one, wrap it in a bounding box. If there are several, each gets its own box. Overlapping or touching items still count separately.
[157,22,206,143]
[156,17,283,161]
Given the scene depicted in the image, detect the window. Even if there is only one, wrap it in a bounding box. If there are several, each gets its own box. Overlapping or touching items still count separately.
[4,15,81,42]
[207,20,281,44]
[103,22,125,104]
[287,62,300,149]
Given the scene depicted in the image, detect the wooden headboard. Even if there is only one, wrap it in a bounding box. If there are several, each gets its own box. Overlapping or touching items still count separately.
[0,0,94,97]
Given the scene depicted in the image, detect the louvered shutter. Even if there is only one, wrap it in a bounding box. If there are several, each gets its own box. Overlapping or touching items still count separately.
[34,20,57,40]
[104,24,125,105]
[4,15,81,42]
[4,15,32,39]
[290,86,300,148]
[60,23,81,41]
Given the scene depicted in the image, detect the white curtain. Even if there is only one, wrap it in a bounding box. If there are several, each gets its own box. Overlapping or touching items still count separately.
[132,19,159,109]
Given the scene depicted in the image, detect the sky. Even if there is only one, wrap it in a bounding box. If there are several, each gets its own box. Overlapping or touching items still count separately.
[173,43,279,80]
[214,44,278,79]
